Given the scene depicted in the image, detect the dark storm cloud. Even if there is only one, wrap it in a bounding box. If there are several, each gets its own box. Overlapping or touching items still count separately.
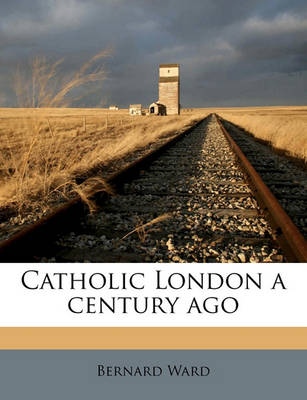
[236,14,307,71]
[0,0,306,107]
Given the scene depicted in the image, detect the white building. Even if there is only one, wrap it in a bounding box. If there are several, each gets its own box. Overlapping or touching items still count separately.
[149,102,166,116]
[129,104,142,115]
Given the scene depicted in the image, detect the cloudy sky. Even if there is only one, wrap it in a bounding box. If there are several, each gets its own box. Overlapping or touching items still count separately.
[0,0,307,107]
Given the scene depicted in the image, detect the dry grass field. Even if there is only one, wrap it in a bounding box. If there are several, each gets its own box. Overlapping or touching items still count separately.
[0,108,207,216]
[1,103,306,223]
[214,106,307,162]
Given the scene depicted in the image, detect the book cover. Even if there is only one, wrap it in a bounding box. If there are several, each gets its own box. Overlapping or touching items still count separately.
[0,1,306,399]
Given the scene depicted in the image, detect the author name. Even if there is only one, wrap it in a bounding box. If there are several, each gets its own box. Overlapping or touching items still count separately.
[97,364,210,377]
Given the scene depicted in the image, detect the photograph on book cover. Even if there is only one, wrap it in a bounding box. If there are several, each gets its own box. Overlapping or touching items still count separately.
[0,0,306,398]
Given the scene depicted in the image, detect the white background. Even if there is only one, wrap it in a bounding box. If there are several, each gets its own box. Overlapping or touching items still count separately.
[0,263,306,327]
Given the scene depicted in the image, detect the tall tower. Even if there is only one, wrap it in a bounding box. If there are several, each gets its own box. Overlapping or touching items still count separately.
[159,64,180,115]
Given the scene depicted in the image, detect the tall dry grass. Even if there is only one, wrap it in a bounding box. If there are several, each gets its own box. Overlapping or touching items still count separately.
[217,106,307,162]
[14,50,110,108]
[0,51,111,215]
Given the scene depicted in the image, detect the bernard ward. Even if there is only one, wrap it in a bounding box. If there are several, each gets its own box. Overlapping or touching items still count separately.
[97,364,211,378]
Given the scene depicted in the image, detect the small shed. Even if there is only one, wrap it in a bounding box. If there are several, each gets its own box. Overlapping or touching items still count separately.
[109,105,119,110]
[129,104,142,115]
[149,102,166,116]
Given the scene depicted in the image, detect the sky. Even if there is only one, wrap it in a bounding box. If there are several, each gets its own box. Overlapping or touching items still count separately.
[0,0,307,108]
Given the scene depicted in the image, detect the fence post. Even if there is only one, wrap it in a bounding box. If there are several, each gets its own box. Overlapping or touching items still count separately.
[47,118,54,137]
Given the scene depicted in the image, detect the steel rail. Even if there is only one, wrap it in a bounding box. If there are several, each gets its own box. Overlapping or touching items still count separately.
[0,118,205,262]
[215,114,307,262]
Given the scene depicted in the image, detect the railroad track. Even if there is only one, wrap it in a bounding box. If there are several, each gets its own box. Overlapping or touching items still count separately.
[0,114,306,262]
[217,116,307,238]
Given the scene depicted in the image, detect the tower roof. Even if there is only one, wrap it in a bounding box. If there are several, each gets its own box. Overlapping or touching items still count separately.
[159,63,179,68]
